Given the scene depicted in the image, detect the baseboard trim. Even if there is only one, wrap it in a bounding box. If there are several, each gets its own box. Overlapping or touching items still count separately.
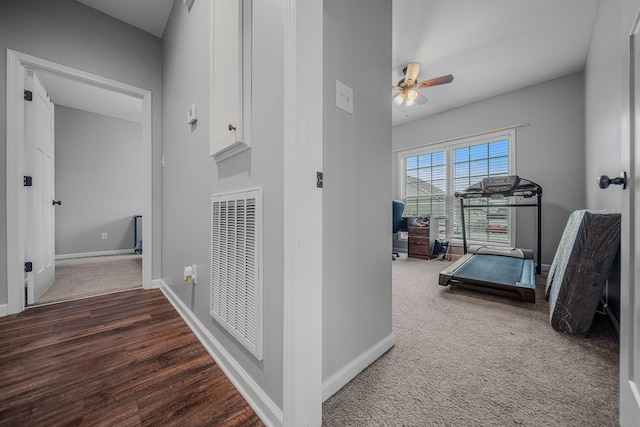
[322,332,396,402]
[0,304,7,317]
[149,279,162,290]
[55,249,136,260]
[157,280,283,427]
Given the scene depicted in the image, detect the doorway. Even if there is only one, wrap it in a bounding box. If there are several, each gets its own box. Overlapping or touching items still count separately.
[6,50,153,314]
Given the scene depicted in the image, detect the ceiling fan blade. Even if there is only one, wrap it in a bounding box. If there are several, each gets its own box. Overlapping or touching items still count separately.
[404,62,421,83]
[416,74,454,88]
[415,91,428,105]
[392,85,402,91]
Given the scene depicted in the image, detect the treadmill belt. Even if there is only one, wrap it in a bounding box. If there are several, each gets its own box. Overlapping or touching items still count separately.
[454,254,524,287]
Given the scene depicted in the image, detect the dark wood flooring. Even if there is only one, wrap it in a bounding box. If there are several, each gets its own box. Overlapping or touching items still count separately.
[0,289,264,426]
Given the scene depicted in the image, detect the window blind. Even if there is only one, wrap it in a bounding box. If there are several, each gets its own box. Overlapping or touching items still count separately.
[401,132,513,245]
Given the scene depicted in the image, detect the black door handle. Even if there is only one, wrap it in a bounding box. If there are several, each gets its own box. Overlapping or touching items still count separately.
[597,172,627,190]
[52,200,62,206]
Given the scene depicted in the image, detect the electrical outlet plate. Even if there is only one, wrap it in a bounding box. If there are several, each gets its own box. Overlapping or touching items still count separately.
[336,80,353,114]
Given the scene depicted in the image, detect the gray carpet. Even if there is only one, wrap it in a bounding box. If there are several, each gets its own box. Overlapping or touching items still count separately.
[37,254,142,305]
[322,255,619,426]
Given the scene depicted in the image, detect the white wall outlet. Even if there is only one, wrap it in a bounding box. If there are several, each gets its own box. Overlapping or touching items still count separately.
[184,264,197,284]
[101,232,108,240]
[336,80,354,114]
[187,104,198,124]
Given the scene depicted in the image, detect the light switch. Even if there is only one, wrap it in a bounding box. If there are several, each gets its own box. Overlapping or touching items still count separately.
[336,80,354,114]
[187,104,198,124]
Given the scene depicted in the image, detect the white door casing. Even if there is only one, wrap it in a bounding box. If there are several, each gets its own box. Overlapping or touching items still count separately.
[6,50,153,315]
[283,0,323,425]
[620,7,640,426]
[24,71,56,304]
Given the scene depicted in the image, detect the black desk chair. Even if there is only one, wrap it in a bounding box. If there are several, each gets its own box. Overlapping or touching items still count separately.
[392,200,405,260]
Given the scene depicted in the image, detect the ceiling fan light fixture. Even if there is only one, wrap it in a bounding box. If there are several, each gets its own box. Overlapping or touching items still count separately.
[392,62,454,108]
[393,92,406,105]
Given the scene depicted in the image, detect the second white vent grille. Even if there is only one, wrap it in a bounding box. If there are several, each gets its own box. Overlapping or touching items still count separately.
[210,188,262,360]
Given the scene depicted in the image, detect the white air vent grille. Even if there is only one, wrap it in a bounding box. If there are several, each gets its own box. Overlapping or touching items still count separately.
[210,188,262,360]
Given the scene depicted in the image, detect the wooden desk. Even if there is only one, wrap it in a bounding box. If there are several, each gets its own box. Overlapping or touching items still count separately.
[408,226,431,259]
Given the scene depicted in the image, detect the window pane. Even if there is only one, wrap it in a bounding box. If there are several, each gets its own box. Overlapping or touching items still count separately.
[489,140,508,157]
[469,143,488,160]
[431,179,446,193]
[489,157,509,175]
[417,153,430,167]
[432,165,446,181]
[432,151,445,165]
[454,177,471,193]
[454,162,469,178]
[469,159,488,176]
[418,168,432,183]
[451,140,510,245]
[403,150,446,216]
[454,147,468,163]
[406,156,418,170]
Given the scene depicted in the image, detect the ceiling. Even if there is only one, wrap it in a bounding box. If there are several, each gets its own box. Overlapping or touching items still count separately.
[35,0,170,122]
[392,0,599,125]
[75,0,173,38]
[58,0,600,126]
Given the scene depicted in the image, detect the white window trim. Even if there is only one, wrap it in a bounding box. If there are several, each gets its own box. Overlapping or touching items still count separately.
[398,128,517,247]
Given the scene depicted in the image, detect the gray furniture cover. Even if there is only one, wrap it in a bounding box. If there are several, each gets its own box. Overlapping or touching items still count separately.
[546,210,621,336]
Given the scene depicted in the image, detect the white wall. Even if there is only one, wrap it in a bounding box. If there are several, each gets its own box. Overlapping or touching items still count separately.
[393,73,587,265]
[0,0,162,305]
[322,0,393,393]
[585,0,623,211]
[55,106,143,256]
[161,0,285,415]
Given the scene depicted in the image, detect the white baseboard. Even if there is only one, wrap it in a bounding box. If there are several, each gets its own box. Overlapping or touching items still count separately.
[157,280,283,427]
[55,249,136,260]
[0,304,7,317]
[322,332,396,402]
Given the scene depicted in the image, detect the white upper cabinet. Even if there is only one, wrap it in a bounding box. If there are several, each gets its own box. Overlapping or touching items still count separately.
[210,0,252,161]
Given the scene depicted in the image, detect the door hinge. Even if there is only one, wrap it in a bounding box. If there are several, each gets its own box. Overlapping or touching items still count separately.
[24,262,33,273]
[24,90,32,101]
[23,176,32,187]
[316,171,324,188]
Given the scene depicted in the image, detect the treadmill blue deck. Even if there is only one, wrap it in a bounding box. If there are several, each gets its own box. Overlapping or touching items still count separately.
[452,254,535,289]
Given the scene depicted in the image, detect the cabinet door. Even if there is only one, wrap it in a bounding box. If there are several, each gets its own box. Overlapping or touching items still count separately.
[211,0,252,161]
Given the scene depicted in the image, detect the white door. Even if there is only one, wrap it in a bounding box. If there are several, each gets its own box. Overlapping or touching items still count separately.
[24,71,56,304]
[620,8,640,425]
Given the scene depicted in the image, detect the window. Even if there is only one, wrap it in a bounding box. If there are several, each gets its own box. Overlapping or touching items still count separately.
[399,129,515,246]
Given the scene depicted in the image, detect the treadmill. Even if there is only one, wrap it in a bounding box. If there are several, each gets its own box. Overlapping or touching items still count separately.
[439,176,542,303]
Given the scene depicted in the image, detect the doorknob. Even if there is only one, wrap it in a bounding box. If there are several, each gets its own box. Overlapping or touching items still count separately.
[597,172,627,190]
[52,200,62,206]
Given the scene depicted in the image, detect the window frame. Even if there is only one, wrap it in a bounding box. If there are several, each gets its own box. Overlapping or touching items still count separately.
[398,129,517,247]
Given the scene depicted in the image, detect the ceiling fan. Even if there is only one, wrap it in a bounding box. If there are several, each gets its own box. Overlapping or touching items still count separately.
[392,62,454,107]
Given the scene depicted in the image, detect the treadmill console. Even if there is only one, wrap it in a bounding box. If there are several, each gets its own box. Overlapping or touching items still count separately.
[482,176,520,194]
[456,175,542,199]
